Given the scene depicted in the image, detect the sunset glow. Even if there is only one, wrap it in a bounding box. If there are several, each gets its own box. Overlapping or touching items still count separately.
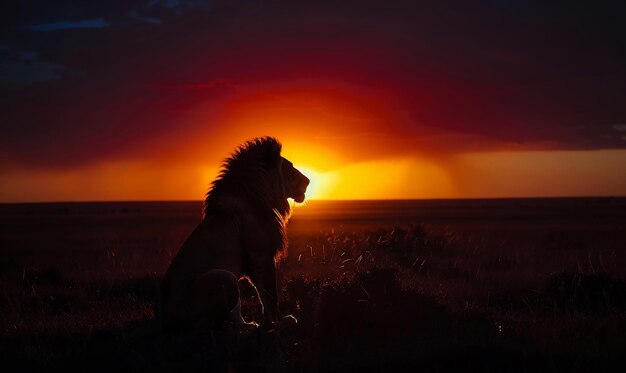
[290,166,336,201]
[2,1,626,202]
[2,85,626,203]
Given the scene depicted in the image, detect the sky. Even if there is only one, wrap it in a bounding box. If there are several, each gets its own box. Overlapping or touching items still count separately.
[1,0,626,202]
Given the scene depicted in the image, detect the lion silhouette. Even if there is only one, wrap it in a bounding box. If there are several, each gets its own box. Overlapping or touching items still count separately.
[160,137,309,332]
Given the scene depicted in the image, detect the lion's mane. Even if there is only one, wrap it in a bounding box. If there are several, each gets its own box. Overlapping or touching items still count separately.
[202,136,291,257]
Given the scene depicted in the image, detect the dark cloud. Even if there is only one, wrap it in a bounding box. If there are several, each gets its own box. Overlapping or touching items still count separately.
[21,18,109,31]
[0,45,79,88]
[0,58,72,86]
[1,0,626,169]
[124,0,213,25]
[126,10,162,25]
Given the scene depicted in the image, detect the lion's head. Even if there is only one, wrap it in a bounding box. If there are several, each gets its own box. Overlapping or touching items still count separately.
[204,137,310,219]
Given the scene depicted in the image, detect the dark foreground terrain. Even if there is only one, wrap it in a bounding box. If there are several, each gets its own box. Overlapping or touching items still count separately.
[1,198,626,372]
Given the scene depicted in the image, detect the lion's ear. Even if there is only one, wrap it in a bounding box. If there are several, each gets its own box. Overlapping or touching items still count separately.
[263,147,280,166]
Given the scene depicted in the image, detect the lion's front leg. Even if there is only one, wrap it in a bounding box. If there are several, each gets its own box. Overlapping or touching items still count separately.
[228,299,246,323]
[248,255,280,325]
[228,298,260,330]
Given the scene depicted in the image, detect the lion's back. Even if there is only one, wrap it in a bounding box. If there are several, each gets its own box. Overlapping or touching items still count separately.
[160,213,244,321]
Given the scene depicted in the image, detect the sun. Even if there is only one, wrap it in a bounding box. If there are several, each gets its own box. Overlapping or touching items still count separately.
[293,166,336,200]
[281,144,341,201]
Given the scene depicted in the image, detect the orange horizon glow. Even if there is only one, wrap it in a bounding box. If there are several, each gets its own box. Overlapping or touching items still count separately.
[1,88,626,203]
[2,148,626,203]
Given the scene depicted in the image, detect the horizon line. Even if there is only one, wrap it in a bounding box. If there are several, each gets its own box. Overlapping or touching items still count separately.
[1,195,625,205]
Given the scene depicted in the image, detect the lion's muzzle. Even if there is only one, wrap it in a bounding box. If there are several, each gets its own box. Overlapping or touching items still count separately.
[293,171,310,203]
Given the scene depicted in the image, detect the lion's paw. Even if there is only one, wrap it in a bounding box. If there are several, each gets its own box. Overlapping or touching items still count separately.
[281,314,297,326]
[229,321,259,334]
[270,314,297,330]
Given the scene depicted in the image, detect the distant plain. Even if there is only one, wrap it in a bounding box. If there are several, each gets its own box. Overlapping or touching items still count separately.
[1,198,625,371]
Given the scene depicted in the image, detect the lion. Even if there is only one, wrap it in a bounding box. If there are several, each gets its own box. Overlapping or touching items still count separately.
[159,137,309,332]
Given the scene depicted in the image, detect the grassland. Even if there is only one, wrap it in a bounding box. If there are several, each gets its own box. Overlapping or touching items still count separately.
[1,199,625,372]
